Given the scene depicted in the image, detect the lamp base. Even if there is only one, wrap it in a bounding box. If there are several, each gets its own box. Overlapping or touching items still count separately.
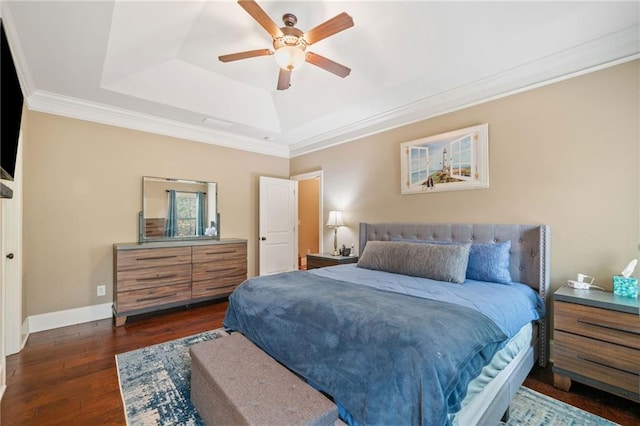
[332,249,339,256]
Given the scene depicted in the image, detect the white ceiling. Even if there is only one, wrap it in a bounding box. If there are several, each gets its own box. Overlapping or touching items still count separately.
[2,1,639,158]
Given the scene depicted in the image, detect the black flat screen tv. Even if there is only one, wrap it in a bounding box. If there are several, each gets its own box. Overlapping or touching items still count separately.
[1,18,24,184]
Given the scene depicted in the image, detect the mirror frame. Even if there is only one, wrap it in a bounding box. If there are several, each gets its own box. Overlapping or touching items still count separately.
[138,176,219,243]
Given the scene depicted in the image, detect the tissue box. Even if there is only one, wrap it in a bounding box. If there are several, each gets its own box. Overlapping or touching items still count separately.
[613,275,638,298]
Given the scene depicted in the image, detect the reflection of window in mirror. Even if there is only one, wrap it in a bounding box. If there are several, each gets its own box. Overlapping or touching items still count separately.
[176,192,198,236]
[165,189,207,237]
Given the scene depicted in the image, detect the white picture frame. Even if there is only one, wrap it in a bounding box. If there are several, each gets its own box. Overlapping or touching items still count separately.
[400,123,489,195]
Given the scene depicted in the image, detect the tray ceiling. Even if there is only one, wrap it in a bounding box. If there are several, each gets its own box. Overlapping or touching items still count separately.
[2,1,639,158]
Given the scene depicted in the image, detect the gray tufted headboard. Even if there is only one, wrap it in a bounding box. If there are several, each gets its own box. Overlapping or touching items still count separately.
[359,222,551,366]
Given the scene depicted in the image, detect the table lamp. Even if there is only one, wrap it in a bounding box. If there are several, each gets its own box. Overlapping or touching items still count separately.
[326,211,344,256]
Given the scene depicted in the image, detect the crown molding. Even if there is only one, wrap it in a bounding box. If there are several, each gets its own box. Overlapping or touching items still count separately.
[17,24,640,160]
[1,3,37,98]
[26,90,290,158]
[289,27,640,157]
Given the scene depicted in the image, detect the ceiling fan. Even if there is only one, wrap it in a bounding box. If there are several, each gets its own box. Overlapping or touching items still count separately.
[219,0,354,90]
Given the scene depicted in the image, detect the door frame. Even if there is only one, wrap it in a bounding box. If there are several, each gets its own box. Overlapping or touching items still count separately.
[290,170,323,256]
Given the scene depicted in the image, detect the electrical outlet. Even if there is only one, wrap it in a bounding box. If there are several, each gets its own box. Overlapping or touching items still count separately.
[97,285,106,297]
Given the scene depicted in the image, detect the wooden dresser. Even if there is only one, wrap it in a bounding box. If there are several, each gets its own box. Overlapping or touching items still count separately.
[113,239,247,326]
[553,286,639,402]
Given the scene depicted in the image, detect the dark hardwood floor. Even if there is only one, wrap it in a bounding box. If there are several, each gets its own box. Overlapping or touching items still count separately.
[2,301,638,425]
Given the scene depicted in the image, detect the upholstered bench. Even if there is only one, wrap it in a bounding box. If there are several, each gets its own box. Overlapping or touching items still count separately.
[190,332,339,426]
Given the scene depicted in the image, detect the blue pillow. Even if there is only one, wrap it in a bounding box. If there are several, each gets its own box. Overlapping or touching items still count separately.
[466,241,512,284]
[390,238,512,284]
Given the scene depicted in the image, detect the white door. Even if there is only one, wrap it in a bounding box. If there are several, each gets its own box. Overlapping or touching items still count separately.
[0,199,5,392]
[259,177,297,275]
[2,138,23,355]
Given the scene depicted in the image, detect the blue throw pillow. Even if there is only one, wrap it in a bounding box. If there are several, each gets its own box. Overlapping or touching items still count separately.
[390,237,513,284]
[466,241,512,284]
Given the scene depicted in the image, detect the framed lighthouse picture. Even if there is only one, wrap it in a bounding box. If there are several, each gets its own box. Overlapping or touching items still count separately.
[400,124,489,195]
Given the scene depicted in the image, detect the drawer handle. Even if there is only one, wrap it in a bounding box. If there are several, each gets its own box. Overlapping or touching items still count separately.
[136,274,177,281]
[204,285,236,291]
[206,267,236,273]
[136,255,178,261]
[577,319,640,336]
[576,354,639,376]
[205,250,236,255]
[137,293,177,302]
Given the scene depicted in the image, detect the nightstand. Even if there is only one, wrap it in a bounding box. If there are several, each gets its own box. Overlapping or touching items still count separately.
[306,253,358,270]
[552,286,639,402]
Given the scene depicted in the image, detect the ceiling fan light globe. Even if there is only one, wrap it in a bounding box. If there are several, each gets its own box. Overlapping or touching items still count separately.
[274,46,306,71]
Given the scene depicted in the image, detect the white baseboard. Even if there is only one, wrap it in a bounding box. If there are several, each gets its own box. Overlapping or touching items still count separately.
[27,303,113,334]
[20,320,29,351]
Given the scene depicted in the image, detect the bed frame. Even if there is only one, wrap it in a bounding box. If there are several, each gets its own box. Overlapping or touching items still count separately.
[359,222,550,424]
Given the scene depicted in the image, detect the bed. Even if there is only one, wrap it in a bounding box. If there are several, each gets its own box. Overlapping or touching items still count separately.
[224,223,550,425]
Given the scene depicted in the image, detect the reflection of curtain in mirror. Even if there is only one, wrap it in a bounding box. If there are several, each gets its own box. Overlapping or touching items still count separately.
[196,191,206,236]
[164,190,178,237]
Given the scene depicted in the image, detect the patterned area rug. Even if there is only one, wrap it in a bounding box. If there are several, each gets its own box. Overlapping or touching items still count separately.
[503,387,618,426]
[116,330,618,426]
[116,329,228,425]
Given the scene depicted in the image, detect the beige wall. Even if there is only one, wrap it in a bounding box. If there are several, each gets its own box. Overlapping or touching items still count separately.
[19,60,640,319]
[291,60,640,292]
[22,112,288,316]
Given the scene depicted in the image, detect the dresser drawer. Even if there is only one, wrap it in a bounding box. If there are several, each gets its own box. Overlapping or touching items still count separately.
[116,283,192,312]
[192,258,247,281]
[116,247,192,271]
[192,275,245,299]
[192,243,247,263]
[554,330,640,395]
[554,301,640,350]
[116,263,192,292]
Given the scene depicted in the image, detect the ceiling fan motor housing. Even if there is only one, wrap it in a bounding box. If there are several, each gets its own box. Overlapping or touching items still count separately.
[273,26,306,51]
[282,13,297,27]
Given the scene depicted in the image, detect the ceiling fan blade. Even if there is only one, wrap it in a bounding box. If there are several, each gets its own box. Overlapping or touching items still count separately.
[304,12,354,45]
[306,52,351,78]
[277,68,291,90]
[238,0,283,38]
[218,49,272,63]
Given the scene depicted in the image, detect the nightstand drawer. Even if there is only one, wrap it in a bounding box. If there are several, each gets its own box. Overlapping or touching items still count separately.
[555,301,640,350]
[554,330,640,395]
[306,253,358,270]
[308,258,339,269]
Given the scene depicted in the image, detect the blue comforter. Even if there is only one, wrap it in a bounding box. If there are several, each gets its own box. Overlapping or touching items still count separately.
[310,264,545,338]
[224,270,509,426]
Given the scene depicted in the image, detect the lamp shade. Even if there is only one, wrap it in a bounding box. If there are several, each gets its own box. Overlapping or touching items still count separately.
[326,211,344,228]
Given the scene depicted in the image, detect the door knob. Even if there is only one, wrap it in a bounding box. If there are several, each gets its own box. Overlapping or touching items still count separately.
[6,253,14,259]
[261,237,266,241]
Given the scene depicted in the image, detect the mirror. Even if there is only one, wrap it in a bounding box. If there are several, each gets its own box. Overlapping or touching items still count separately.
[139,176,219,242]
